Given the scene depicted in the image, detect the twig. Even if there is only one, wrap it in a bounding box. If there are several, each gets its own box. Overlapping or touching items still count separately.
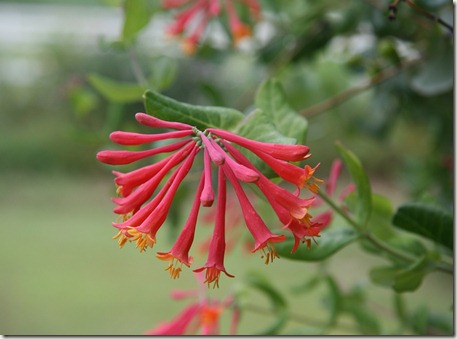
[389,0,454,34]
[128,47,148,86]
[299,58,421,118]
[318,191,454,275]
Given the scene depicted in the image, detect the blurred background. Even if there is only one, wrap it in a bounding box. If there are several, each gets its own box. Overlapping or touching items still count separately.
[0,0,453,335]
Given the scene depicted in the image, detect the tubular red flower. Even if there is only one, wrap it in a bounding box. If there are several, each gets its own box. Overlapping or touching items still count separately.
[200,132,225,165]
[194,167,234,288]
[145,303,202,335]
[207,128,310,161]
[109,129,193,146]
[223,140,321,253]
[200,149,215,207]
[223,141,313,220]
[327,159,343,196]
[112,142,196,215]
[162,0,191,9]
[113,159,183,229]
[96,139,190,165]
[113,141,195,197]
[156,171,206,278]
[135,112,192,130]
[222,162,286,261]
[133,146,199,235]
[200,302,222,335]
[163,0,260,53]
[208,137,259,182]
[225,0,251,44]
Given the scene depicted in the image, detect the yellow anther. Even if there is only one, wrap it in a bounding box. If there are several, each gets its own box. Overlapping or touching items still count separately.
[163,258,183,279]
[259,243,280,265]
[204,267,221,289]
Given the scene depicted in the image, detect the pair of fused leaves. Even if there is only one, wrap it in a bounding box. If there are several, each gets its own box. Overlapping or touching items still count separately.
[144,78,308,154]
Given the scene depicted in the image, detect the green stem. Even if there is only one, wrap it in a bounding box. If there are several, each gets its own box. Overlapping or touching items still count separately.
[317,191,453,274]
[128,47,148,86]
[317,190,360,231]
[242,303,358,333]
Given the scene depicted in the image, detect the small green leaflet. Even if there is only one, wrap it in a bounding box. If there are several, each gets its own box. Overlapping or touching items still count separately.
[336,142,372,227]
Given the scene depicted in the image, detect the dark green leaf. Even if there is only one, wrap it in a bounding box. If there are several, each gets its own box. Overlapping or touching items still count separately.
[336,142,372,227]
[144,89,244,131]
[392,202,453,251]
[121,0,155,44]
[87,73,145,103]
[245,271,288,335]
[275,228,359,261]
[254,78,308,144]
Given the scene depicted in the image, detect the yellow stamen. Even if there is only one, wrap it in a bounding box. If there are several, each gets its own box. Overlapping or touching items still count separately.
[115,211,133,223]
[204,267,221,289]
[115,184,123,196]
[112,227,155,252]
[164,257,183,279]
[112,230,129,249]
[259,242,280,265]
[304,235,320,249]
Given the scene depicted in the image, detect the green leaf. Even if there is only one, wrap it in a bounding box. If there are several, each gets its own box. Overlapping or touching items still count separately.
[336,142,372,227]
[275,228,359,261]
[254,78,308,144]
[392,202,453,251]
[369,256,430,292]
[87,73,145,103]
[245,271,288,335]
[121,0,155,44]
[143,89,245,131]
[235,109,296,177]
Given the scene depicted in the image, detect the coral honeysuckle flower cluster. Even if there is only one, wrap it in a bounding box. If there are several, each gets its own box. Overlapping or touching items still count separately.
[162,0,260,53]
[96,112,323,287]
